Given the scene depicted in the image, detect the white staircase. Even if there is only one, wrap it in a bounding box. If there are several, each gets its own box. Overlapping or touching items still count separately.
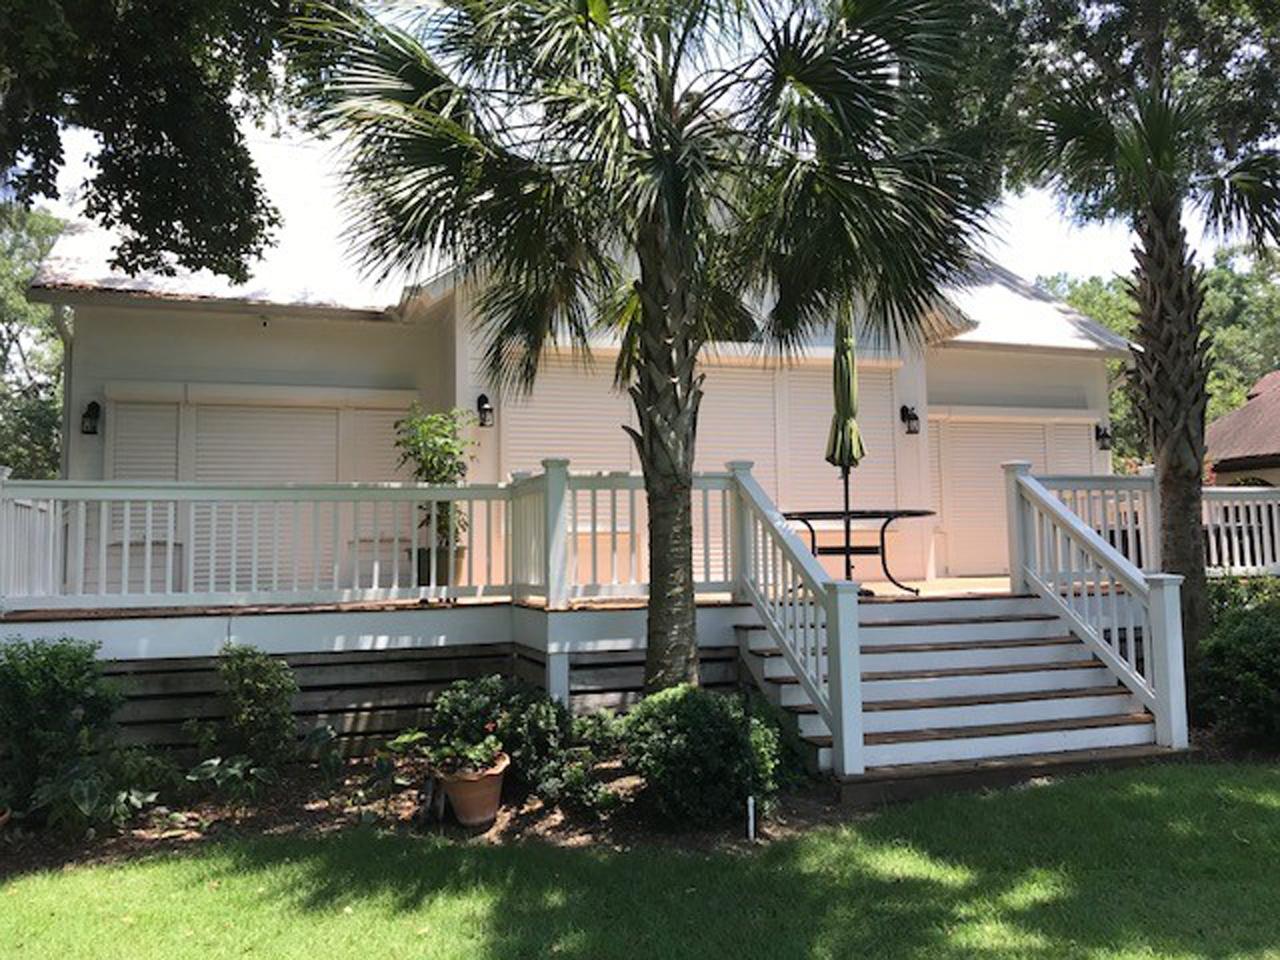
[738,593,1158,774]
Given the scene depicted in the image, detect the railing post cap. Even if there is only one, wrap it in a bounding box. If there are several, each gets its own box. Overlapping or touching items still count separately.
[0,466,11,480]
[541,458,570,469]
[725,460,754,473]
[1147,572,1184,587]
[1001,461,1033,474]
[830,580,863,595]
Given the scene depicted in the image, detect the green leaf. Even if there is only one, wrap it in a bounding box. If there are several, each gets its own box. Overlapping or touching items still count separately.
[186,758,223,782]
[587,0,609,28]
[69,778,100,817]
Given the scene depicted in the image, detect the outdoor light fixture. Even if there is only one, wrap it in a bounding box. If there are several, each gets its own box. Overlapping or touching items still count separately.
[476,394,495,428]
[81,401,101,435]
[899,405,920,435]
[1095,424,1113,451]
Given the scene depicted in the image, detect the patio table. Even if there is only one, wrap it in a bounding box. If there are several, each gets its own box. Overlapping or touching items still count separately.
[782,508,935,595]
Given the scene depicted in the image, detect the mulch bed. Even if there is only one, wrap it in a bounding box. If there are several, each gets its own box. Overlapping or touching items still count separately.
[0,757,851,881]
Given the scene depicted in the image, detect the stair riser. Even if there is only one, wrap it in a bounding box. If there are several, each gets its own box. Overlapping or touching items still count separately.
[863,665,1116,702]
[797,712,831,738]
[863,692,1140,734]
[860,642,1094,673]
[778,683,815,708]
[858,597,1045,624]
[860,618,1066,645]
[864,722,1155,767]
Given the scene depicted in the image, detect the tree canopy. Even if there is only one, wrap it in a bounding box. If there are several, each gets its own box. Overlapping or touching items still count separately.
[0,0,319,282]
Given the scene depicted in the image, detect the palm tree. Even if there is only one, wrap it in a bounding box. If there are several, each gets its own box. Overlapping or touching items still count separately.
[1019,73,1280,664]
[293,0,988,690]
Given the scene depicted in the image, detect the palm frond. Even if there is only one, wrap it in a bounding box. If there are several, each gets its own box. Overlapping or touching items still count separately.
[1199,151,1280,247]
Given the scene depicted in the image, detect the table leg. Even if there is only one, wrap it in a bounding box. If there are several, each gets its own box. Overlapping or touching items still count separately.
[879,517,920,595]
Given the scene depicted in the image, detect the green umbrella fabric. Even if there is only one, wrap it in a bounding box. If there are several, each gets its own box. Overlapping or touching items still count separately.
[825,307,866,470]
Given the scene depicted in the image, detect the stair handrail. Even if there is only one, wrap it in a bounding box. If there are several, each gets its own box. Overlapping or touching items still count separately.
[726,462,864,776]
[1003,462,1188,749]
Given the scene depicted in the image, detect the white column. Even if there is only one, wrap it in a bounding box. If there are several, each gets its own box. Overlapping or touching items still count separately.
[1138,465,1162,572]
[1003,461,1033,593]
[726,461,755,600]
[825,580,864,777]
[542,458,571,609]
[545,649,571,705]
[1147,572,1189,749]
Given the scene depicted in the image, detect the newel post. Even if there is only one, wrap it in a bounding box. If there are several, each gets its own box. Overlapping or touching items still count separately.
[1138,464,1162,572]
[1002,461,1033,593]
[825,580,864,777]
[726,460,755,600]
[1147,573,1189,749]
[541,458,571,610]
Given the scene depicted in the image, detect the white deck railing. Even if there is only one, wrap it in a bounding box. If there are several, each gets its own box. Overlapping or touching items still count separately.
[1036,471,1280,577]
[729,462,863,776]
[1005,463,1188,748]
[0,461,738,610]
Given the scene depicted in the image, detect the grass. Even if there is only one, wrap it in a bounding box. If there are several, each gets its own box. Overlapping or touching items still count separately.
[4,762,1280,960]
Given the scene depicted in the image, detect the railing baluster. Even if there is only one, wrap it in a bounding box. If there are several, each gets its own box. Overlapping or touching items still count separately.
[609,488,618,585]
[165,502,175,595]
[143,500,153,594]
[120,501,131,594]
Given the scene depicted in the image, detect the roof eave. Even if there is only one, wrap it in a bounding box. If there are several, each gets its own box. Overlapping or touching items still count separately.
[26,284,396,324]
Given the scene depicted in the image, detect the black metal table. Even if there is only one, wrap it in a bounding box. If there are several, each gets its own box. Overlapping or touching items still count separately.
[782,508,935,595]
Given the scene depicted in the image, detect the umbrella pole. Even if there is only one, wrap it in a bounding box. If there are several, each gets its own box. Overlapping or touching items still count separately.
[842,466,852,581]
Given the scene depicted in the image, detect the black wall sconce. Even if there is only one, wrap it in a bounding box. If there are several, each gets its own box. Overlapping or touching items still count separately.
[81,401,101,435]
[899,405,920,435]
[476,393,495,428]
[1095,424,1113,451]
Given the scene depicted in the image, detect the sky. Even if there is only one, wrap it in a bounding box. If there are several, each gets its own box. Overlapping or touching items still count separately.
[44,127,1226,289]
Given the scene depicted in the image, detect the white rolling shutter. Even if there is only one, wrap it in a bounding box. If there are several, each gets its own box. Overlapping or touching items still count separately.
[349,408,412,482]
[783,366,896,511]
[696,365,778,498]
[194,406,339,483]
[109,403,179,480]
[501,358,635,475]
[932,418,1096,576]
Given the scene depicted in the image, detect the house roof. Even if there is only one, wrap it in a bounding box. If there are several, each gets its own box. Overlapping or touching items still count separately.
[27,134,437,319]
[1206,372,1280,470]
[940,262,1132,358]
[28,136,1130,357]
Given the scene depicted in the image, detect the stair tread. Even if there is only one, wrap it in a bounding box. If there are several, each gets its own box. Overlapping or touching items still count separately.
[859,593,1038,604]
[861,613,1061,628]
[784,685,1130,715]
[748,636,1082,658]
[863,658,1105,681]
[802,712,1153,748]
[844,744,1182,783]
[865,685,1131,711]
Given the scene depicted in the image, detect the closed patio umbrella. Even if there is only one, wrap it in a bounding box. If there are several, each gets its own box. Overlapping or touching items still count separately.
[825,306,865,580]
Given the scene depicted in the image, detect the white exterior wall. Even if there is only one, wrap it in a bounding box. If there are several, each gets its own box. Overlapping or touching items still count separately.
[65,302,454,481]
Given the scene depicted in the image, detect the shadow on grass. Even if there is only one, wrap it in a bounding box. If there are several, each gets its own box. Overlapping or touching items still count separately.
[190,762,1280,960]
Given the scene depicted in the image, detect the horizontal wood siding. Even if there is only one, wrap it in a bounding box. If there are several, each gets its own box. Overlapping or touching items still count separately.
[568,646,739,713]
[104,644,519,755]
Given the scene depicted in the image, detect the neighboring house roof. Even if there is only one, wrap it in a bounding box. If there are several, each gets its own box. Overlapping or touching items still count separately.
[27,137,1130,357]
[1206,372,1280,471]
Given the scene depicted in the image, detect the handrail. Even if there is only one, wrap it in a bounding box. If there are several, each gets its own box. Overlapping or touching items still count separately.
[1005,462,1188,748]
[729,462,863,776]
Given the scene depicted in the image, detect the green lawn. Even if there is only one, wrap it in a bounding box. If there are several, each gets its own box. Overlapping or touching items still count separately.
[5,762,1280,960]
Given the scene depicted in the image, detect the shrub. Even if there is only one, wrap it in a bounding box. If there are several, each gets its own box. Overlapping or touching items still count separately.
[1194,600,1280,744]
[0,638,122,814]
[1206,577,1280,628]
[623,684,780,827]
[213,644,299,767]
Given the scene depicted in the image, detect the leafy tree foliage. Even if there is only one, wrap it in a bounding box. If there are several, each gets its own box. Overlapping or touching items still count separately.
[293,0,995,689]
[1043,248,1280,473]
[0,204,62,478]
[0,1,320,281]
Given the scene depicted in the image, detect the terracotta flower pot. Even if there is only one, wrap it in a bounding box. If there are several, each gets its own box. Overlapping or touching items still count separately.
[440,753,509,826]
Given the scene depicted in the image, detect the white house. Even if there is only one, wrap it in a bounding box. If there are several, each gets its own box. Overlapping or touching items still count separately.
[27,135,1128,584]
[5,136,1198,787]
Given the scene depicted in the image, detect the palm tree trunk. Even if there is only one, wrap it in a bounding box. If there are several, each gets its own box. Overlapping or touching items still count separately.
[1130,194,1211,668]
[631,223,701,692]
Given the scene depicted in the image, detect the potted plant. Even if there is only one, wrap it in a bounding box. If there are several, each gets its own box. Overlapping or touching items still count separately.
[389,677,513,826]
[393,405,477,587]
